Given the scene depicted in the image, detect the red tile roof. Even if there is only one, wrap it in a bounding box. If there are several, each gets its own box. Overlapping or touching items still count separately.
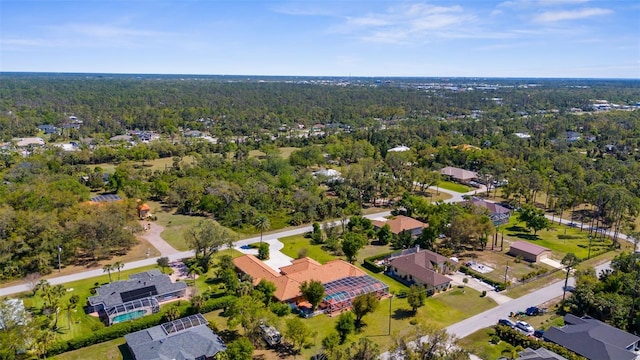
[233,255,366,301]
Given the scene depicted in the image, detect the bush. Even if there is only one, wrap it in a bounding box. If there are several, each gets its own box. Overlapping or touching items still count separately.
[362,251,396,273]
[490,335,501,344]
[258,242,270,260]
[520,268,548,282]
[270,302,291,317]
[557,234,582,240]
[409,319,418,325]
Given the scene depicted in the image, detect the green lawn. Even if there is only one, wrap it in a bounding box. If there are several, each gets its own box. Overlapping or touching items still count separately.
[502,217,613,260]
[437,181,472,193]
[51,338,130,360]
[89,156,196,174]
[278,234,339,264]
[153,209,203,251]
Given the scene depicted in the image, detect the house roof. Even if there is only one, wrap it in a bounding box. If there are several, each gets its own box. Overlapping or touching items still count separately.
[543,314,640,360]
[389,250,452,287]
[90,194,122,203]
[88,270,187,308]
[509,241,551,256]
[462,198,510,215]
[14,137,45,147]
[137,203,151,211]
[518,347,568,360]
[388,145,410,152]
[125,313,225,360]
[440,166,478,181]
[233,255,366,301]
[372,215,428,235]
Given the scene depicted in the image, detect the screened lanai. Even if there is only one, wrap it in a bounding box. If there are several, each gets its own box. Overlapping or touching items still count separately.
[320,276,389,314]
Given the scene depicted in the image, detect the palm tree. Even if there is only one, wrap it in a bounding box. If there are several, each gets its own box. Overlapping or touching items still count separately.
[190,295,205,313]
[562,253,579,303]
[50,285,66,330]
[254,215,270,244]
[103,263,114,283]
[188,264,203,282]
[65,294,79,329]
[113,261,125,280]
[165,305,181,321]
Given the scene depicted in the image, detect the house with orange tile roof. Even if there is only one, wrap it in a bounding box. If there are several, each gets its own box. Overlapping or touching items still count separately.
[372,215,428,237]
[233,255,388,314]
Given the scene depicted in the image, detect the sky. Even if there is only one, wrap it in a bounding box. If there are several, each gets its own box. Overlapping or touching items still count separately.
[1,0,639,78]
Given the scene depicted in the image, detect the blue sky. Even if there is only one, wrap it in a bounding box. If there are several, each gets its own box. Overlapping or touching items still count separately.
[1,0,639,78]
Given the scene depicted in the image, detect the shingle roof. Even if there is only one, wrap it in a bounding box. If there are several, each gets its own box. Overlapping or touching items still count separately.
[462,198,510,215]
[125,314,225,360]
[88,270,187,308]
[389,250,452,287]
[90,194,123,202]
[440,166,478,181]
[509,241,551,256]
[372,215,428,235]
[543,314,640,360]
[518,347,568,360]
[233,255,366,301]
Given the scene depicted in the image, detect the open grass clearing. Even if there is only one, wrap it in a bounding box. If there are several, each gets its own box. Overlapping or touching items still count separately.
[437,181,472,193]
[248,147,299,160]
[501,216,614,260]
[278,234,338,264]
[89,156,196,174]
[51,338,130,360]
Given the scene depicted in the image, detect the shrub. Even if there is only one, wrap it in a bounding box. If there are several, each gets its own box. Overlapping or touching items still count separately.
[362,251,396,273]
[270,302,291,317]
[557,234,582,240]
[490,335,501,344]
[258,242,270,260]
[409,319,418,325]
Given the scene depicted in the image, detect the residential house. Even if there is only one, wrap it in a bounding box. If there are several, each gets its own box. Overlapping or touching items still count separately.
[88,270,187,325]
[13,137,45,147]
[386,248,454,292]
[543,314,640,360]
[508,241,552,263]
[137,203,151,219]
[461,197,511,225]
[387,145,410,152]
[440,166,478,184]
[372,215,429,237]
[517,347,568,360]
[125,313,226,360]
[90,194,123,203]
[37,124,59,135]
[233,255,388,314]
[110,134,134,142]
[565,131,581,142]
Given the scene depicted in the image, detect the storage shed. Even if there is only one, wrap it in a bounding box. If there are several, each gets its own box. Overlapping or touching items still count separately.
[508,241,552,263]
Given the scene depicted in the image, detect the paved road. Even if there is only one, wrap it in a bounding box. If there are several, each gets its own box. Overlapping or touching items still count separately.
[0,210,392,297]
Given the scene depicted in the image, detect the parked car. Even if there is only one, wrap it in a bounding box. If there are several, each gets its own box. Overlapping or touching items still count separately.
[515,321,535,334]
[526,306,544,316]
[498,318,516,328]
[534,329,545,338]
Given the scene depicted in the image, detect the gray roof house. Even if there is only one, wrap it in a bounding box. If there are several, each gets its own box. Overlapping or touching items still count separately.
[125,313,226,360]
[543,314,640,360]
[517,347,567,360]
[88,270,187,325]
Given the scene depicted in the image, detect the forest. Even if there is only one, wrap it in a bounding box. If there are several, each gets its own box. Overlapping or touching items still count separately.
[1,75,640,336]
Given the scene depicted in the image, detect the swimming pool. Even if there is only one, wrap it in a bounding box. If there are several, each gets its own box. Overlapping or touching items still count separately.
[111,309,147,324]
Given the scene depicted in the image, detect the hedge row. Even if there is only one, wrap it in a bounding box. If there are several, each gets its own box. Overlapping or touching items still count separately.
[494,325,586,360]
[459,265,507,291]
[362,251,396,273]
[46,295,237,357]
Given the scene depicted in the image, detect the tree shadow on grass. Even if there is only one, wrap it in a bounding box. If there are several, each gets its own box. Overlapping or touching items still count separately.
[512,233,540,240]
[506,225,527,232]
[392,308,414,320]
[217,329,241,343]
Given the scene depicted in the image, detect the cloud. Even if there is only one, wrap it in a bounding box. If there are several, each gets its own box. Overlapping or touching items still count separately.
[331,3,478,44]
[533,7,612,22]
[498,0,591,8]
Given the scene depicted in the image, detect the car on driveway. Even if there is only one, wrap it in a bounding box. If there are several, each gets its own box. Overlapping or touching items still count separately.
[498,319,516,328]
[515,321,534,335]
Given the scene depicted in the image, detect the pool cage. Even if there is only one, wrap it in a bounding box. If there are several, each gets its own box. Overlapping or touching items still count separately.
[320,276,389,314]
[105,297,159,325]
[161,313,208,335]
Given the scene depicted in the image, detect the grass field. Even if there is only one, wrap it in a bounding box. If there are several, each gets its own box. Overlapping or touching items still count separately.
[501,217,613,260]
[152,207,203,251]
[437,181,472,193]
[248,147,300,160]
[89,156,196,173]
[51,338,130,360]
[278,234,339,264]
